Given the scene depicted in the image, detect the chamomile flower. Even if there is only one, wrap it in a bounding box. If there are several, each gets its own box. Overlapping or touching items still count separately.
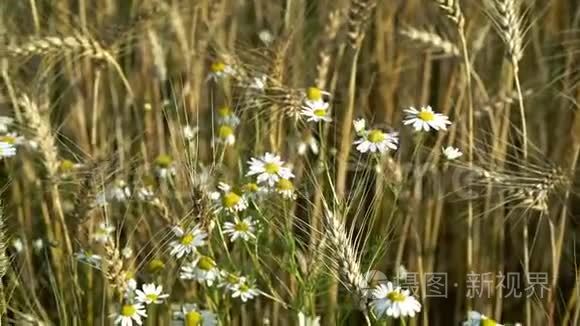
[246,153,294,186]
[369,282,421,319]
[403,106,451,132]
[218,271,242,290]
[58,159,82,177]
[114,303,147,326]
[298,312,321,326]
[122,246,134,259]
[354,129,399,154]
[183,125,198,141]
[180,255,219,286]
[297,134,319,156]
[109,180,132,202]
[32,238,44,253]
[301,102,332,123]
[462,311,502,326]
[211,182,248,213]
[11,238,23,253]
[0,116,14,133]
[0,141,16,158]
[154,154,176,179]
[135,283,169,305]
[303,87,330,109]
[353,118,367,134]
[223,216,257,242]
[230,277,260,302]
[275,178,296,199]
[216,105,240,126]
[177,304,218,326]
[169,226,207,258]
[216,125,236,146]
[92,222,115,244]
[208,60,234,80]
[442,146,463,160]
[241,182,268,199]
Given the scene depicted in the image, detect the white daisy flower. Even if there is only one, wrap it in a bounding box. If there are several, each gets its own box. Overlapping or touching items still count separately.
[32,238,44,252]
[211,182,248,213]
[303,87,330,112]
[353,118,367,134]
[216,125,236,146]
[125,278,137,298]
[109,180,132,202]
[122,246,134,259]
[216,105,240,126]
[297,135,319,156]
[370,282,421,319]
[0,141,16,158]
[241,182,269,199]
[249,75,267,91]
[177,304,218,326]
[462,311,503,326]
[298,312,321,326]
[354,130,399,154]
[0,116,14,133]
[154,155,177,179]
[135,283,169,305]
[114,303,147,326]
[230,277,260,302]
[180,255,219,286]
[301,102,332,123]
[246,153,294,186]
[274,178,296,199]
[208,60,235,81]
[223,216,257,242]
[11,238,23,253]
[218,271,242,291]
[92,222,115,244]
[183,125,198,141]
[403,106,451,132]
[169,226,207,258]
[442,146,463,160]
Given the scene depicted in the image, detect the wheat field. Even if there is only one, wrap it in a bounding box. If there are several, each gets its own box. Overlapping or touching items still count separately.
[0,0,579,325]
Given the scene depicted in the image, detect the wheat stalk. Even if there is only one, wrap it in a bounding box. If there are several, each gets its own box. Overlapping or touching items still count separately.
[433,0,465,28]
[347,0,377,48]
[401,27,461,56]
[324,210,368,310]
[0,203,7,318]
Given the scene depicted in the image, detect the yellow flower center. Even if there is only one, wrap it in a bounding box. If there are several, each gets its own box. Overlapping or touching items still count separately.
[264,163,280,174]
[218,125,234,139]
[0,136,15,144]
[185,311,203,326]
[482,319,497,326]
[181,233,194,245]
[197,256,216,271]
[234,221,250,232]
[223,192,241,208]
[121,304,136,317]
[239,283,250,292]
[59,160,75,172]
[387,291,406,302]
[276,179,294,191]
[211,61,226,73]
[218,106,232,117]
[227,273,240,284]
[313,108,327,117]
[243,183,259,193]
[146,293,158,302]
[307,87,322,101]
[155,154,173,168]
[368,130,385,143]
[418,110,435,122]
[147,259,165,273]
